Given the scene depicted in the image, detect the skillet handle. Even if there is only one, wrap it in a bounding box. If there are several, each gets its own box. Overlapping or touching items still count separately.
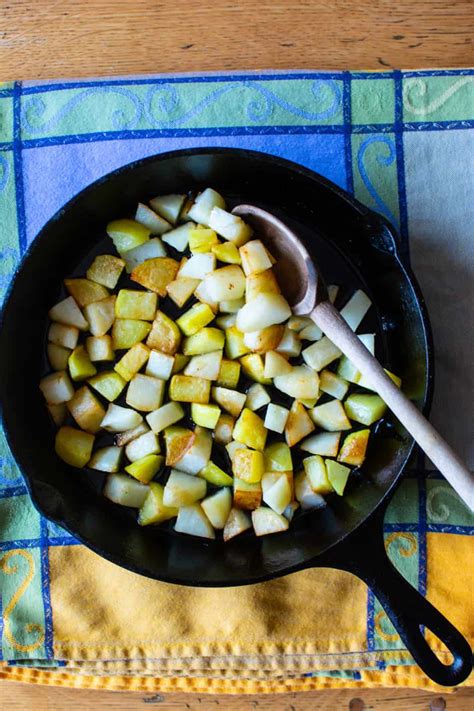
[333,521,473,686]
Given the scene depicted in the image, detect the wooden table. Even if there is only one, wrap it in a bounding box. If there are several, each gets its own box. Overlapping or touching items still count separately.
[1,0,473,708]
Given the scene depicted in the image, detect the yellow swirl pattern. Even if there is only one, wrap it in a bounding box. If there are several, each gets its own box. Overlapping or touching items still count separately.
[385,532,417,558]
[0,549,45,653]
[374,611,399,642]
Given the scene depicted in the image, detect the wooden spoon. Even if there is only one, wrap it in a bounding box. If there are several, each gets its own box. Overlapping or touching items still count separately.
[232,204,474,511]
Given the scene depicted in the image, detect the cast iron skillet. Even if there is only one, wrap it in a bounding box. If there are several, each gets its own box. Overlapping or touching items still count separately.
[0,149,471,686]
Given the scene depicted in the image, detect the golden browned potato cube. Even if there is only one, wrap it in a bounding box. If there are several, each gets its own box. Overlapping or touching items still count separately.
[115,289,157,320]
[86,254,125,289]
[232,448,264,484]
[114,343,150,382]
[233,478,262,510]
[131,257,179,296]
[166,277,200,308]
[164,426,196,466]
[66,386,106,434]
[55,426,94,468]
[245,269,280,301]
[64,278,109,307]
[169,375,211,404]
[337,429,370,466]
[112,319,151,350]
[146,311,181,355]
[233,408,267,451]
[285,400,315,447]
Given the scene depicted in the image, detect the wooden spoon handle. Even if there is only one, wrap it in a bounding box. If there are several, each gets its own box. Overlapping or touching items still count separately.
[311,300,474,512]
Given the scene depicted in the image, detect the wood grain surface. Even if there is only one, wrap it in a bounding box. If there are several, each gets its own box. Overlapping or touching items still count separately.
[0,0,473,81]
[1,0,473,708]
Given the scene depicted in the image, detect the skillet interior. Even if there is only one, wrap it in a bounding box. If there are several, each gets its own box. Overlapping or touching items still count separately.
[0,148,431,585]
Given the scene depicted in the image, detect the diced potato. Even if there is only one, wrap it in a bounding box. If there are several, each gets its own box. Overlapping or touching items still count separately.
[209,207,252,246]
[225,326,250,360]
[300,431,341,457]
[114,343,150,381]
[64,278,109,308]
[219,297,245,313]
[223,507,252,541]
[340,289,371,330]
[202,265,246,302]
[233,408,267,451]
[276,328,301,358]
[47,402,66,426]
[216,313,237,329]
[146,401,185,433]
[40,371,74,405]
[101,404,143,433]
[217,359,240,388]
[357,367,401,392]
[303,455,333,495]
[264,403,289,434]
[86,335,114,362]
[283,501,300,522]
[86,254,125,289]
[226,440,247,461]
[337,355,361,384]
[264,442,293,472]
[103,473,149,508]
[163,470,207,507]
[178,253,216,280]
[172,353,189,373]
[166,277,200,308]
[310,400,351,431]
[189,227,219,253]
[66,385,106,433]
[212,241,241,264]
[88,371,126,402]
[239,239,272,276]
[106,219,150,253]
[319,369,349,399]
[122,238,168,273]
[198,460,233,487]
[177,303,215,336]
[245,268,280,301]
[55,426,94,468]
[187,188,226,225]
[295,472,326,510]
[68,346,97,381]
[89,446,123,473]
[149,194,186,225]
[299,323,323,341]
[135,202,171,235]
[175,504,215,540]
[302,336,341,371]
[263,351,292,378]
[245,383,270,411]
[243,325,284,354]
[47,343,71,371]
[287,315,312,332]
[261,471,294,497]
[125,431,160,463]
[273,365,319,400]
[192,279,219,313]
[299,397,319,409]
[175,195,194,223]
[233,477,262,510]
[233,448,264,484]
[252,507,289,536]
[146,350,174,380]
[285,400,315,447]
[48,323,79,350]
[325,459,351,495]
[125,453,164,484]
[114,422,149,446]
[138,482,178,526]
[164,426,196,467]
[338,429,370,466]
[240,353,271,384]
[49,296,88,331]
[214,413,235,445]
[262,475,292,515]
[184,350,222,381]
[344,394,387,426]
[237,293,291,333]
[146,311,181,354]
[328,284,339,303]
[191,403,221,429]
[83,295,116,337]
[211,387,246,418]
[131,257,179,297]
[172,426,212,475]
[115,289,157,321]
[201,488,232,529]
[169,374,210,403]
[112,319,151,350]
[161,222,196,252]
[126,374,165,411]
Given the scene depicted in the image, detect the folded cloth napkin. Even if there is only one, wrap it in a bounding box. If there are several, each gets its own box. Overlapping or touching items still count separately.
[0,69,473,693]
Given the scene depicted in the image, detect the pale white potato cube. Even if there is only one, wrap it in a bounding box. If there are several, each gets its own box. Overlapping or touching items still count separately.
[184,350,223,381]
[39,371,74,404]
[310,400,351,432]
[174,504,216,539]
[264,403,289,434]
[173,426,212,475]
[328,284,339,304]
[48,322,79,350]
[149,193,186,224]
[83,296,116,337]
[219,297,245,313]
[283,501,299,522]
[135,202,172,235]
[223,507,252,541]
[262,475,292,515]
[146,350,175,380]
[122,238,167,273]
[201,488,232,529]
[163,471,207,507]
[202,265,246,301]
[47,343,71,371]
[178,253,216,279]
[340,290,372,331]
[125,431,160,462]
[49,296,88,331]
[187,188,226,225]
[302,336,341,371]
[194,279,219,312]
[215,313,237,329]
[103,473,149,508]
[274,365,319,400]
[146,402,185,433]
[126,374,165,412]
[295,472,326,510]
[236,293,291,333]
[300,431,341,457]
[86,335,114,362]
[209,207,252,246]
[275,328,301,357]
[161,223,196,253]
[101,404,143,432]
[89,446,123,473]
[212,386,246,418]
[214,414,235,445]
[239,240,272,276]
[263,350,292,378]
[245,383,271,411]
[252,507,289,536]
[299,323,323,341]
